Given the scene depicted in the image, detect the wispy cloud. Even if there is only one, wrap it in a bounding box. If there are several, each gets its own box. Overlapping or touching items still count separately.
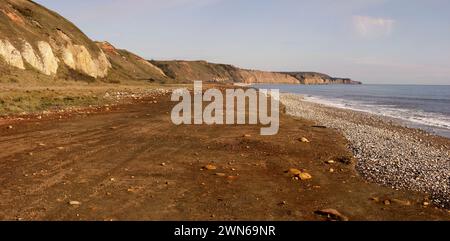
[353,15,395,38]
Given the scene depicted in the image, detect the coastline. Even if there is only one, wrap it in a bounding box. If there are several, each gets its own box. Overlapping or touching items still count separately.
[281,93,450,208]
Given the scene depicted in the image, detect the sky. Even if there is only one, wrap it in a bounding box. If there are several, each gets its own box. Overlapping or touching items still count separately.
[34,0,450,85]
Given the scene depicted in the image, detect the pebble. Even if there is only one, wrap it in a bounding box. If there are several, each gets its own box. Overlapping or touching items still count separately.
[299,172,312,180]
[69,201,81,206]
[299,137,310,143]
[287,168,312,180]
[391,199,411,206]
[281,94,450,208]
[203,164,217,170]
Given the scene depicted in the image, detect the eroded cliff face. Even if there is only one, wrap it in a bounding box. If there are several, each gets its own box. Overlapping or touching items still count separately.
[0,0,111,78]
[0,0,360,85]
[237,70,299,84]
[97,41,167,81]
[151,60,359,85]
[285,72,361,85]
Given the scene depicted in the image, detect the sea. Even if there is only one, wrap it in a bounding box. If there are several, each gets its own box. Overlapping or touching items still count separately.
[252,84,450,139]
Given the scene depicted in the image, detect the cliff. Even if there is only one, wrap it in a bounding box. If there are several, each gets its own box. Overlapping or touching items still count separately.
[284,72,362,85]
[0,0,360,85]
[0,0,167,83]
[151,60,359,85]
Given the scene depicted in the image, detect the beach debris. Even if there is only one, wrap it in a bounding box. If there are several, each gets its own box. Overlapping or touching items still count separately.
[423,201,430,207]
[315,209,349,221]
[299,137,310,143]
[57,147,64,150]
[203,164,217,170]
[243,134,252,138]
[69,201,81,206]
[215,173,226,177]
[38,142,46,146]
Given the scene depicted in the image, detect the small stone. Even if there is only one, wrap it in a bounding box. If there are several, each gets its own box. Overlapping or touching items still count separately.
[57,147,64,150]
[298,172,312,180]
[7,125,13,129]
[299,137,310,143]
[287,168,312,180]
[329,168,335,173]
[243,134,251,138]
[160,163,166,166]
[110,178,116,182]
[370,197,380,202]
[325,160,335,164]
[423,201,430,206]
[69,201,81,206]
[215,173,226,177]
[203,164,217,170]
[287,168,302,176]
[383,200,391,205]
[315,209,349,221]
[38,142,46,146]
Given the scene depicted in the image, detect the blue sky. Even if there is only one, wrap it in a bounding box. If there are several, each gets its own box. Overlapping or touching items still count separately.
[35,0,450,84]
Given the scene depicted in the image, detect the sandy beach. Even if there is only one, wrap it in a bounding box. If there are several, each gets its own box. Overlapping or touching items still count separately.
[281,93,450,208]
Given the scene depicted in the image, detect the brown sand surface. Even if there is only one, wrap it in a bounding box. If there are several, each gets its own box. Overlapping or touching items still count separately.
[0,90,449,221]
